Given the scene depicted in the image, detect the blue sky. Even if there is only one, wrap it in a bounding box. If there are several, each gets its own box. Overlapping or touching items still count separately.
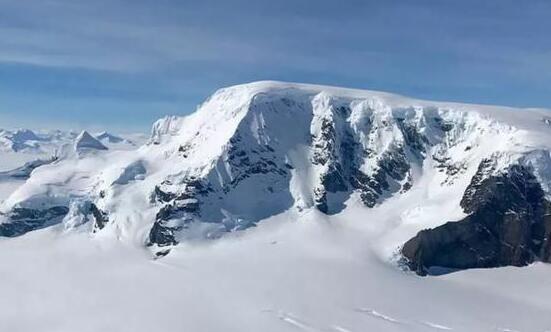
[1,0,550,132]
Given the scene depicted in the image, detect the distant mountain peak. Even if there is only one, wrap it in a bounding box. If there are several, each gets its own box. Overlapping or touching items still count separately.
[11,129,41,142]
[95,131,125,144]
[75,131,108,151]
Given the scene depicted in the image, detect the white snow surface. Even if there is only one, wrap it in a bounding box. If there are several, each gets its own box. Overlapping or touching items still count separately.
[2,81,551,331]
[1,209,550,332]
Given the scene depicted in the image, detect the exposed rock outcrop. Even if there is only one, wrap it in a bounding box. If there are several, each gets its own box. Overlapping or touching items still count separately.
[0,206,69,237]
[147,179,213,248]
[90,203,109,231]
[402,162,551,275]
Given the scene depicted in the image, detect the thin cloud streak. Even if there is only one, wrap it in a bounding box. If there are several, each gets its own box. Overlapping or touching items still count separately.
[0,0,550,130]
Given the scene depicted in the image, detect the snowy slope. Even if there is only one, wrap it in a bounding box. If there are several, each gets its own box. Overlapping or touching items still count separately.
[0,210,551,332]
[1,211,550,332]
[1,81,551,331]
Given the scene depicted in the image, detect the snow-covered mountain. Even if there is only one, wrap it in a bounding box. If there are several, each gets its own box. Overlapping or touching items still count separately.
[2,81,551,331]
[95,131,125,144]
[75,131,109,151]
[2,81,551,269]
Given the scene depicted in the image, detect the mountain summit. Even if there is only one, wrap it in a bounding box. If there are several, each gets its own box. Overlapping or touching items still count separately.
[74,131,108,151]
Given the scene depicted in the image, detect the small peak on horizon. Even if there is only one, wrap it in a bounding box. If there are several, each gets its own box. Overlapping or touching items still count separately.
[75,130,108,151]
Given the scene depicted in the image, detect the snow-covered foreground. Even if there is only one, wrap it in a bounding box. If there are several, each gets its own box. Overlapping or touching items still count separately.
[1,206,551,332]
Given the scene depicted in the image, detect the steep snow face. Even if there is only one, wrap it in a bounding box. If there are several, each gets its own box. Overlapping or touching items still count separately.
[2,81,551,258]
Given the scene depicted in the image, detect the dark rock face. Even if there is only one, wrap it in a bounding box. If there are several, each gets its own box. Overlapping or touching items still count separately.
[311,112,351,213]
[0,206,69,237]
[148,220,179,248]
[90,203,109,231]
[402,162,551,275]
[0,201,110,237]
[396,118,428,156]
[148,178,212,247]
[225,133,288,192]
[355,147,411,208]
[310,108,427,212]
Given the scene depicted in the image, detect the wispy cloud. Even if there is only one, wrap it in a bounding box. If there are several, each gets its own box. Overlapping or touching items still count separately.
[0,0,550,130]
[2,0,550,77]
[0,1,276,72]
